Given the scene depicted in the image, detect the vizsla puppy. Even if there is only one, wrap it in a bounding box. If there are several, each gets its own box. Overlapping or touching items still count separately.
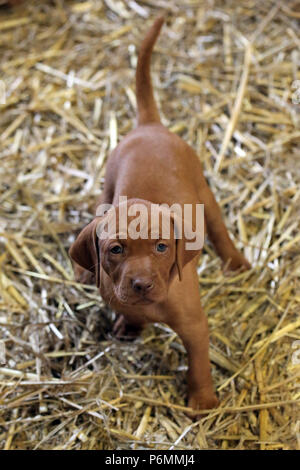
[70,17,250,415]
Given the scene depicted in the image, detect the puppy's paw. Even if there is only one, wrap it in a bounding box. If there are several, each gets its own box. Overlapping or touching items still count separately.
[187,390,219,419]
[113,315,143,340]
[223,253,251,273]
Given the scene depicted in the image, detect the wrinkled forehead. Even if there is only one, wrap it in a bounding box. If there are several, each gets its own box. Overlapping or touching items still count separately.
[96,202,176,241]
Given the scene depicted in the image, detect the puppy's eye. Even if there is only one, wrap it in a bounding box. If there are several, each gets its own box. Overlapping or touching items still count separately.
[110,245,123,254]
[156,243,168,253]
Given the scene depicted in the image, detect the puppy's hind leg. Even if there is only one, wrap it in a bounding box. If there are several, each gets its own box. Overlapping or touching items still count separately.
[199,182,250,271]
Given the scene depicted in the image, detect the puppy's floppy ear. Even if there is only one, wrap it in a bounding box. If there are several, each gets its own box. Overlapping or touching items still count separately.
[174,237,200,282]
[172,212,203,282]
[69,217,102,287]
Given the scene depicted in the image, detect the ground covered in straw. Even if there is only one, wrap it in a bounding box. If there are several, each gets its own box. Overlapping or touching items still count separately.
[0,0,300,450]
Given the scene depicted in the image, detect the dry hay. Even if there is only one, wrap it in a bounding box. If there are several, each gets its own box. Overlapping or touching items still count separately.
[0,0,300,450]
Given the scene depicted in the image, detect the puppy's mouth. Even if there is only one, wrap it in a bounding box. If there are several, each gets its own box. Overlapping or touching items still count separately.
[114,288,161,306]
[116,294,155,306]
[132,297,154,305]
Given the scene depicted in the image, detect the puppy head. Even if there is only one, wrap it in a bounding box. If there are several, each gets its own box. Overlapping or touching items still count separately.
[69,199,201,306]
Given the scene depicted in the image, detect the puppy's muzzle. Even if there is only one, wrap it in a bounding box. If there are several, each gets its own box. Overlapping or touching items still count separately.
[131,277,154,296]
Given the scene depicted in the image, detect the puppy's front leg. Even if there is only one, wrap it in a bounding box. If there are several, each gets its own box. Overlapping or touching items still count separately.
[166,271,218,417]
[172,306,218,417]
[113,314,146,340]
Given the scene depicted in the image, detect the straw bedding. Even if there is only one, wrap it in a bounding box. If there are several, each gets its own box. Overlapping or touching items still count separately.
[0,0,299,450]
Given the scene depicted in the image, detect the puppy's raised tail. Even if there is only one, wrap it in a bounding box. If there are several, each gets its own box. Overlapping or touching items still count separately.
[136,16,164,126]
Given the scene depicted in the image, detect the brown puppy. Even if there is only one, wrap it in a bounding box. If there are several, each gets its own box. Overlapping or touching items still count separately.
[70,17,250,415]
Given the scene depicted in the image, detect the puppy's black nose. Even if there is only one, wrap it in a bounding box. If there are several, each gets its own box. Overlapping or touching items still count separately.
[131,278,154,295]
